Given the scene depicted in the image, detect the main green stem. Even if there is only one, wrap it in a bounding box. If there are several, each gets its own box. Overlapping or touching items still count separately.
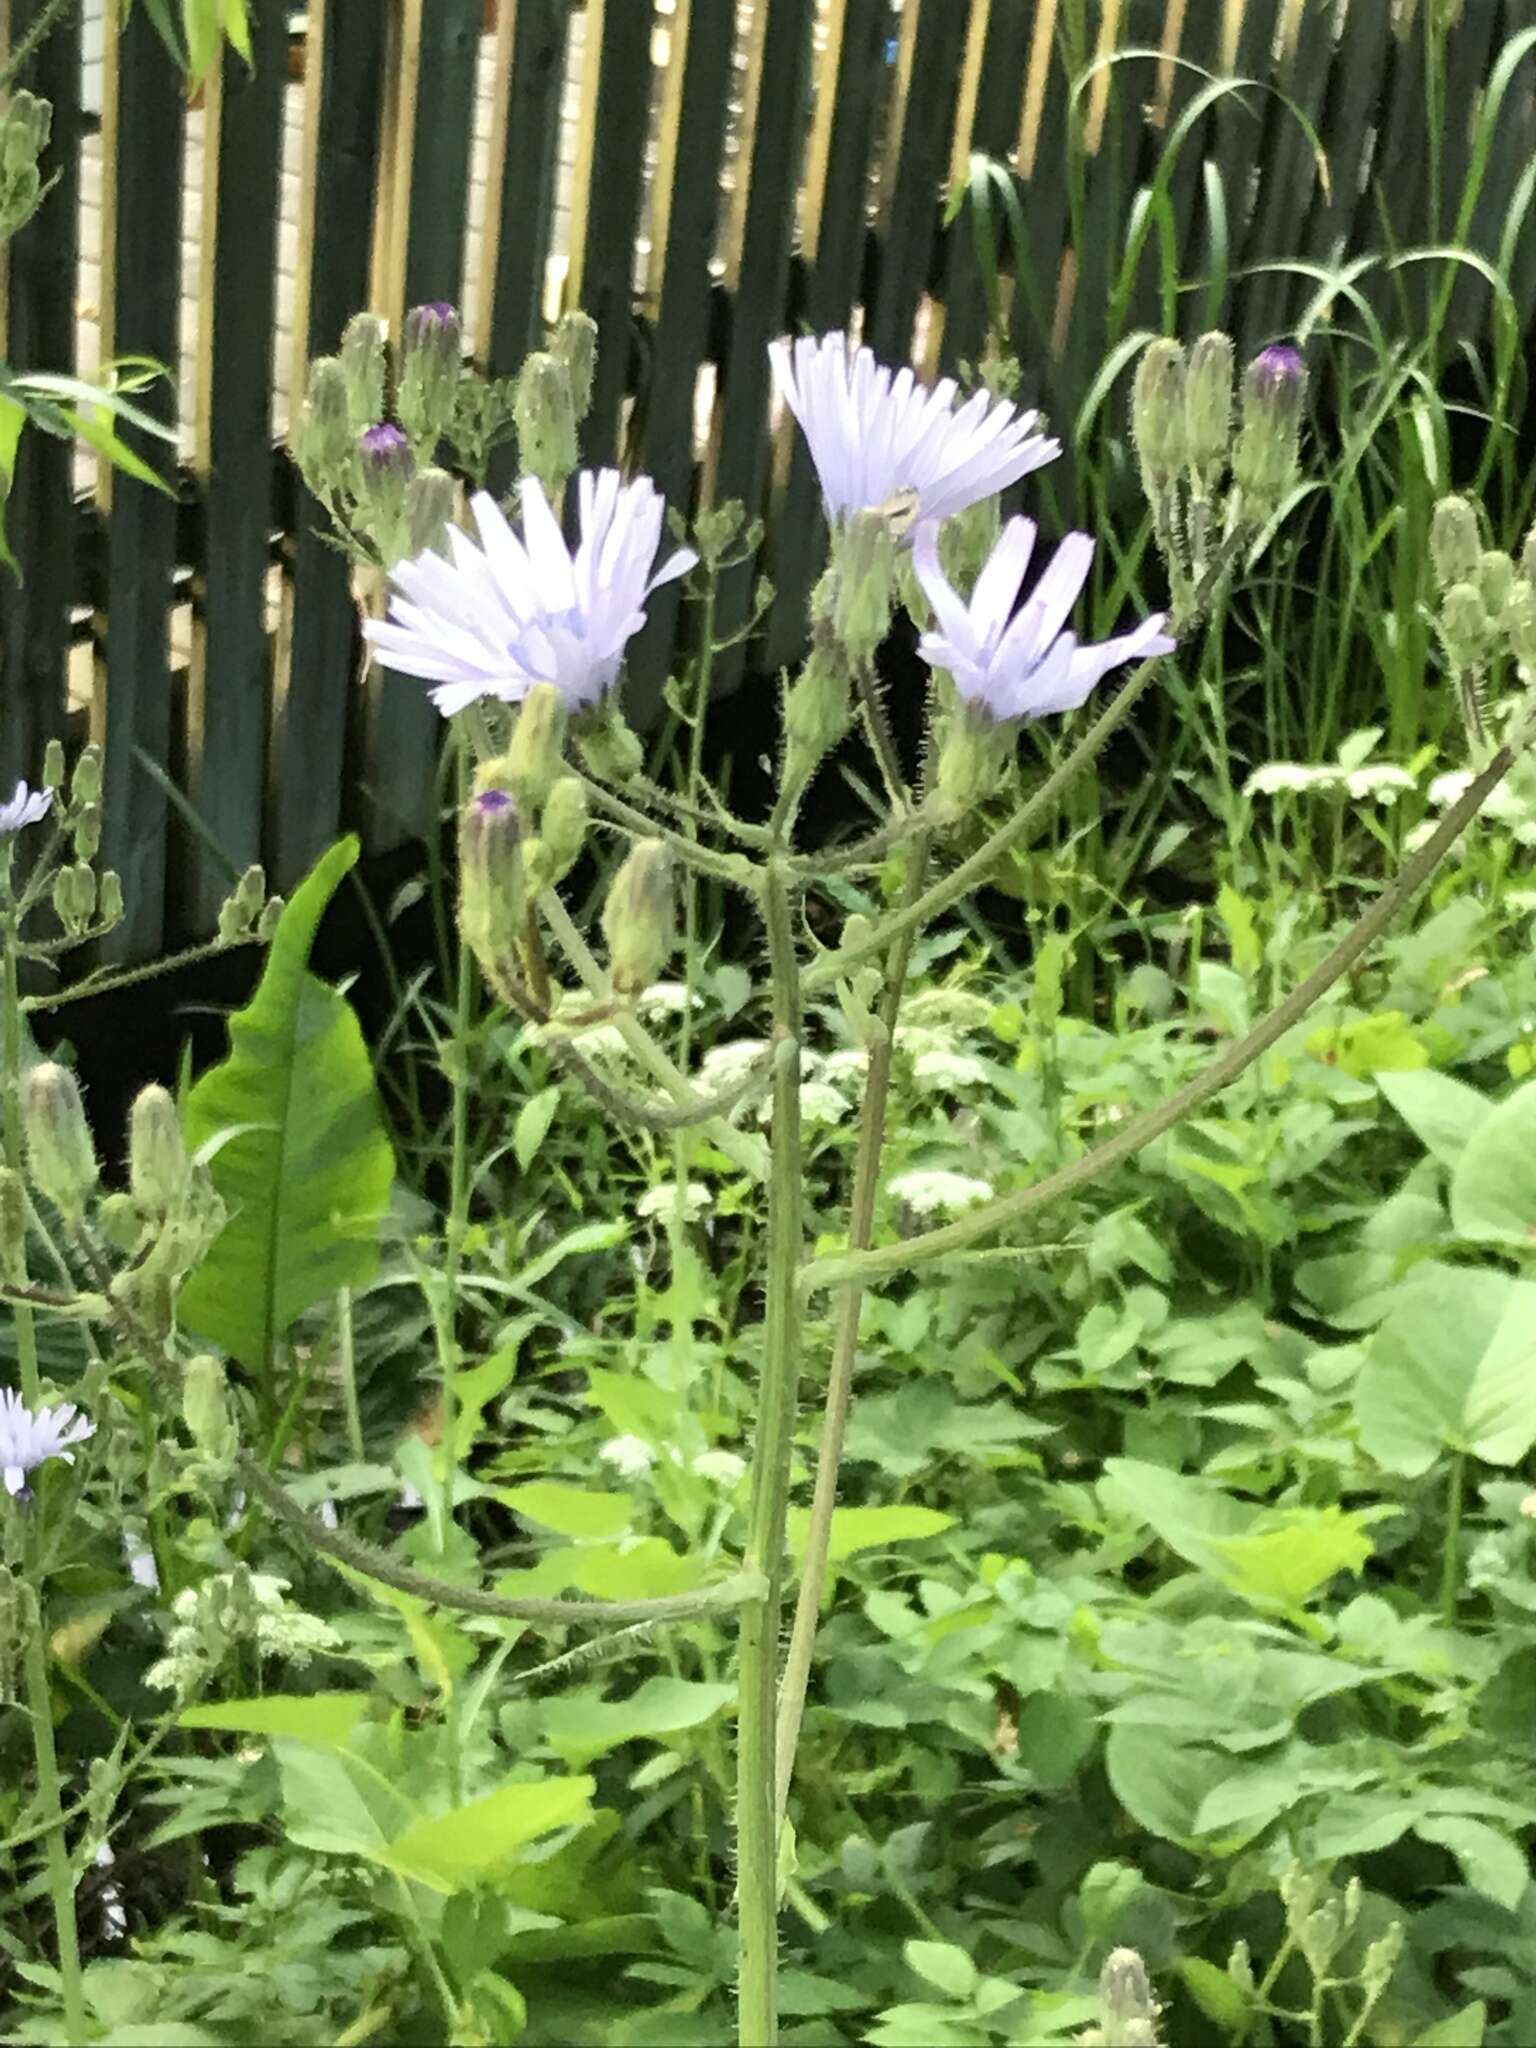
[773,843,927,1823]
[803,742,1517,1292]
[737,863,804,2048]
[1441,1448,1466,1623]
[1,925,41,1406]
[23,1555,86,2045]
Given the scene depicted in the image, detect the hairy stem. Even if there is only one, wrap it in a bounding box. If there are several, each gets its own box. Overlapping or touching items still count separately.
[736,864,804,2048]
[773,843,928,1822]
[22,1558,86,2045]
[803,744,1515,1293]
[1441,1448,1466,1623]
[2,922,42,1406]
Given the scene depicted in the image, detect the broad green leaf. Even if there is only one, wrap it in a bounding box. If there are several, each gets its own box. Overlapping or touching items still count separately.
[498,1481,634,1540]
[1355,1268,1536,1474]
[904,1941,978,2001]
[273,1738,414,1857]
[383,1776,595,1893]
[179,839,395,1372]
[179,1693,368,1745]
[1014,1692,1095,1787]
[1413,2003,1487,2047]
[0,393,24,575]
[1377,1068,1494,1168]
[1415,1815,1529,1911]
[787,1504,953,1564]
[1103,1724,1213,1843]
[1451,1077,1536,1242]
[1210,1507,1378,1608]
[543,1678,735,1766]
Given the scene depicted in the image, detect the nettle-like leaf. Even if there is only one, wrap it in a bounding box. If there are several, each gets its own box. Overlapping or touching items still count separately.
[1450,1075,1536,1244]
[1354,1266,1536,1475]
[179,837,395,1374]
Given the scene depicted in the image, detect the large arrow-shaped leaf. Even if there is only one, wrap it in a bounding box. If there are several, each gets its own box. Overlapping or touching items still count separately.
[179,837,394,1376]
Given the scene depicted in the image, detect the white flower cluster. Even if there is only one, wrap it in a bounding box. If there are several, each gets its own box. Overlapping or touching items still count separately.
[886,1168,995,1218]
[146,1570,339,1702]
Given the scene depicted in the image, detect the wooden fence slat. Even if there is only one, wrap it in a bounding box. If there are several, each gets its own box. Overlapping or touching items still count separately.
[361,0,481,855]
[0,0,79,792]
[272,0,387,892]
[1238,0,1336,363]
[866,0,971,364]
[479,0,572,488]
[762,0,894,672]
[567,0,656,471]
[183,2,289,935]
[93,0,183,960]
[1298,0,1390,275]
[705,0,816,695]
[1436,1,1507,339]
[624,0,737,720]
[1157,0,1227,329]
[935,0,1034,376]
[1200,0,1281,337]
[1011,0,1070,400]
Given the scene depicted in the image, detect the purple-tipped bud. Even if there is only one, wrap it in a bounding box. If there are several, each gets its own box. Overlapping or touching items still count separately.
[1232,343,1306,515]
[360,422,410,473]
[398,303,463,452]
[458,784,525,978]
[357,425,416,565]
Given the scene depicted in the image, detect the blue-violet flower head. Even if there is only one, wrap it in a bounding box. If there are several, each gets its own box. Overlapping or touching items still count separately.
[0,1386,93,1498]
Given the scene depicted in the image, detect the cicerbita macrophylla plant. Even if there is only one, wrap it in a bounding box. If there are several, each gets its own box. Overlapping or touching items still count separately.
[0,1387,93,1499]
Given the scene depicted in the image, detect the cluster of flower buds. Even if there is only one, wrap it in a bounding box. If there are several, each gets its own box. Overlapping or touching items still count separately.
[1133,332,1308,605]
[783,510,902,793]
[215,861,281,946]
[514,308,598,503]
[1078,1947,1163,2047]
[602,839,674,995]
[0,89,51,240]
[31,743,122,940]
[98,1084,226,1337]
[1429,493,1536,750]
[145,1567,339,1702]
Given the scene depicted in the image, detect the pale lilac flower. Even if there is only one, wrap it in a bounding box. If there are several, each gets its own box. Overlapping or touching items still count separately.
[365,469,696,717]
[0,781,51,836]
[912,516,1174,722]
[0,1387,93,1497]
[768,332,1059,529]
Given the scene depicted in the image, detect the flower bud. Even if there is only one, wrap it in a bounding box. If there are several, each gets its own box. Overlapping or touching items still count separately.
[70,744,102,809]
[51,864,83,935]
[183,1354,237,1465]
[831,509,897,663]
[1430,493,1482,591]
[73,802,101,863]
[97,870,124,929]
[1297,1900,1344,1978]
[0,1165,28,1284]
[1232,343,1307,514]
[514,351,578,501]
[68,862,97,925]
[1226,1939,1254,1996]
[506,681,568,810]
[24,1062,98,1220]
[356,423,416,564]
[396,302,462,451]
[0,90,50,237]
[457,788,525,977]
[217,863,267,942]
[1520,522,1536,588]
[294,355,355,496]
[129,1084,188,1216]
[41,738,65,791]
[339,312,388,429]
[782,641,851,789]
[1476,548,1515,620]
[405,467,456,559]
[1101,1948,1156,2033]
[1183,330,1233,490]
[552,307,597,421]
[256,896,283,942]
[538,775,588,880]
[1505,579,1536,670]
[1360,1920,1404,2003]
[1131,339,1186,496]
[577,699,645,783]
[601,840,674,995]
[1439,580,1493,673]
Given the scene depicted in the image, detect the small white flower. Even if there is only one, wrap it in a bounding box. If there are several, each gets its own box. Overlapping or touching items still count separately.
[887,1168,995,1218]
[0,781,51,837]
[0,1387,94,1497]
[692,1449,746,1487]
[912,1048,990,1090]
[599,1433,657,1478]
[700,1039,772,1091]
[1245,762,1340,797]
[637,1181,711,1222]
[819,1048,870,1085]
[122,1530,160,1590]
[636,981,701,1016]
[758,1080,852,1128]
[1342,764,1415,804]
[902,988,995,1032]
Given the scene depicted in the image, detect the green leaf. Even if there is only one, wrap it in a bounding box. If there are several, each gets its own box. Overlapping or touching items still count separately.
[0,392,24,576]
[514,1086,560,1171]
[1014,1692,1095,1787]
[273,1739,414,1858]
[1104,1724,1213,1843]
[1415,1816,1529,1911]
[383,1776,595,1893]
[1355,1268,1536,1474]
[178,1693,368,1745]
[179,839,395,1372]
[1210,1507,1378,1608]
[1413,2003,1487,2047]
[543,1678,735,1766]
[1451,1077,1536,1242]
[787,1504,953,1564]
[904,1941,978,2001]
[498,1481,634,1540]
[1377,1068,1493,1168]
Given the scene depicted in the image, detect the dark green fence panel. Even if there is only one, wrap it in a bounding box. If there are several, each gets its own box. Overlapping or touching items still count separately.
[184,4,289,934]
[937,0,1035,379]
[94,1,184,961]
[1,0,79,793]
[866,0,970,364]
[274,0,387,892]
[1239,4,1336,361]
